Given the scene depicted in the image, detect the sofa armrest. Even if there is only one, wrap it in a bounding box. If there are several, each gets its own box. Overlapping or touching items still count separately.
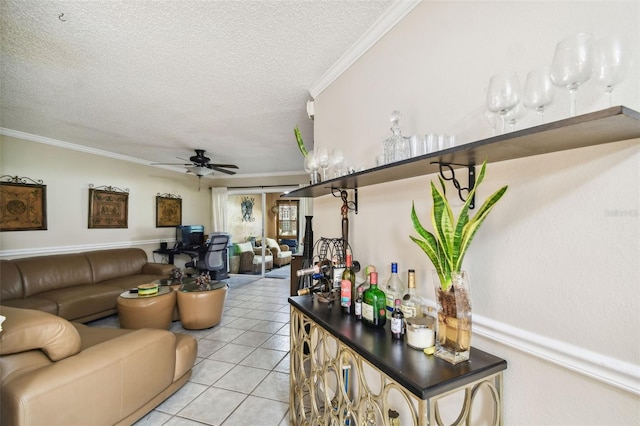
[1,329,178,426]
[142,263,175,276]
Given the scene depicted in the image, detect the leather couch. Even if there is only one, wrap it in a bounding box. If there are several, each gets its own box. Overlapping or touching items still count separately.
[0,306,197,426]
[0,248,174,323]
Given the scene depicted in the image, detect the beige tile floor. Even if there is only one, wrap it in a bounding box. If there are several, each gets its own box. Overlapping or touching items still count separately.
[90,276,291,426]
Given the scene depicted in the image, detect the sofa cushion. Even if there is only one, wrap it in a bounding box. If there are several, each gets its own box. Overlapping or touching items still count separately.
[86,248,149,283]
[236,242,253,253]
[0,260,24,301]
[0,297,58,315]
[13,254,93,297]
[0,306,81,361]
[266,238,280,251]
[37,284,124,321]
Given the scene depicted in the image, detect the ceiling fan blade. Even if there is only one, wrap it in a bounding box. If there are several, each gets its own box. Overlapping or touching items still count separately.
[209,164,239,169]
[151,162,191,166]
[210,166,236,175]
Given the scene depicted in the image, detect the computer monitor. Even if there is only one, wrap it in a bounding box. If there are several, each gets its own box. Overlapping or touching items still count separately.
[176,225,205,248]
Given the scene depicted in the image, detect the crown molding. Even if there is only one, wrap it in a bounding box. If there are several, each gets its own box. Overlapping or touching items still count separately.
[309,0,421,98]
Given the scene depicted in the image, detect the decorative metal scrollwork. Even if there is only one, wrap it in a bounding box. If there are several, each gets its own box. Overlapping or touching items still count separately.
[1,175,44,185]
[431,162,476,209]
[88,184,129,193]
[157,192,181,199]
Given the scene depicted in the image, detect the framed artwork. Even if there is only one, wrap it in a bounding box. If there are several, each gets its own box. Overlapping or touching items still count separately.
[0,177,47,231]
[88,185,129,229]
[156,194,182,227]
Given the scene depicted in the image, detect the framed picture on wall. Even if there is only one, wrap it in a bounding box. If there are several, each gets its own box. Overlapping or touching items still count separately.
[0,178,47,231]
[88,185,129,229]
[156,194,182,227]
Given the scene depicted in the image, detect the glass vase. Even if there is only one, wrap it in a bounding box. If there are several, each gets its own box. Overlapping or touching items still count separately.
[432,270,472,364]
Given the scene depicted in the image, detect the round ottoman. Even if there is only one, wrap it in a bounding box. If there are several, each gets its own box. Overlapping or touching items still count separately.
[117,287,176,330]
[177,283,228,330]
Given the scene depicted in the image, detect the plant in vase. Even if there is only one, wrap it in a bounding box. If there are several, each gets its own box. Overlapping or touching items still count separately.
[410,161,507,364]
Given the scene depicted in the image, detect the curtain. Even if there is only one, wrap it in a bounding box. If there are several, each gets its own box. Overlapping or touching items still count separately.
[210,187,228,232]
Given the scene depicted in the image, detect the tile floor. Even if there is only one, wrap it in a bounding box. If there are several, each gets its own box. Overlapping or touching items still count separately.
[90,276,292,426]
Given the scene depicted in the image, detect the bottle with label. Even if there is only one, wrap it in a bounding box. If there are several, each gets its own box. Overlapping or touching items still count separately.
[354,286,364,320]
[340,250,356,315]
[391,299,405,340]
[296,259,331,277]
[297,276,331,296]
[401,269,423,319]
[362,271,386,328]
[385,263,405,319]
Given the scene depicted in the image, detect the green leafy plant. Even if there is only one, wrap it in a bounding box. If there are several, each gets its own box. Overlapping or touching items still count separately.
[294,126,308,157]
[410,161,508,292]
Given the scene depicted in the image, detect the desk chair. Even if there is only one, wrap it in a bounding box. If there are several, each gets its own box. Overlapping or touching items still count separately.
[197,233,230,280]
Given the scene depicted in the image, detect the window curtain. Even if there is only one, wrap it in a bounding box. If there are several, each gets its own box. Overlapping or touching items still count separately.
[211,187,228,232]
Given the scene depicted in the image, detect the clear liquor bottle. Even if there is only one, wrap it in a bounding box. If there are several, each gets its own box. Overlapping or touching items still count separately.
[401,269,423,319]
[385,262,405,319]
[362,272,386,328]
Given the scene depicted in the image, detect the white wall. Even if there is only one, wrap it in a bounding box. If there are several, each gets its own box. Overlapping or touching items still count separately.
[312,1,639,424]
[0,135,211,262]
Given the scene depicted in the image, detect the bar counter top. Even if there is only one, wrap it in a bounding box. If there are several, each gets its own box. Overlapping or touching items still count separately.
[289,295,507,400]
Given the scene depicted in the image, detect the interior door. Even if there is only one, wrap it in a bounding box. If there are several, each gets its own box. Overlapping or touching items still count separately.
[277,200,299,243]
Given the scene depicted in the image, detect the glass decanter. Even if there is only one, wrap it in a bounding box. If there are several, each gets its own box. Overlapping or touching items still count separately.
[383,110,408,163]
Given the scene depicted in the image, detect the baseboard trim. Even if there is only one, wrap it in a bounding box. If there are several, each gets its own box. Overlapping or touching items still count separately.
[473,314,640,396]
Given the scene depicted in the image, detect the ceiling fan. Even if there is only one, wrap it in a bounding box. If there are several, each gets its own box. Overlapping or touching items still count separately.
[152,149,238,176]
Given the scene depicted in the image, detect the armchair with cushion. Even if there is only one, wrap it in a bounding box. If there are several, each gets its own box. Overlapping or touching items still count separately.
[236,242,273,274]
[264,237,292,267]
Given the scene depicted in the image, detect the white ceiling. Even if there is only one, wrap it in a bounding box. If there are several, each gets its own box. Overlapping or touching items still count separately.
[0,0,414,180]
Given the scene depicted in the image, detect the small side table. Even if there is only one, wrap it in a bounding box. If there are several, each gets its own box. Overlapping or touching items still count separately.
[176,281,228,330]
[117,287,176,330]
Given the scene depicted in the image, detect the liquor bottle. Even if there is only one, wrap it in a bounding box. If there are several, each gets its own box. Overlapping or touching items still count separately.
[354,286,364,320]
[391,299,405,340]
[297,276,331,296]
[385,263,405,319]
[401,269,423,319]
[340,250,356,314]
[296,259,331,277]
[362,272,386,328]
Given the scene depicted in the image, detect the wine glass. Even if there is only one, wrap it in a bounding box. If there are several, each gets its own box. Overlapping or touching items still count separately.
[330,149,344,178]
[550,33,594,117]
[523,66,556,124]
[593,35,631,107]
[504,102,527,132]
[486,71,521,134]
[316,147,330,181]
[484,111,499,136]
[303,150,319,185]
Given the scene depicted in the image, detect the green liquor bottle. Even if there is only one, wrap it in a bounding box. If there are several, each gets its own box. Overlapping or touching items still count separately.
[362,271,386,328]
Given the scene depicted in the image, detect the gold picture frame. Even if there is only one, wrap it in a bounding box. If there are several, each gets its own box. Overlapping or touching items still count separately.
[0,177,47,231]
[88,185,129,229]
[156,194,182,227]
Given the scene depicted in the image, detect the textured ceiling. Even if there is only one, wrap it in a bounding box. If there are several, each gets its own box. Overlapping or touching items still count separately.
[1,0,396,179]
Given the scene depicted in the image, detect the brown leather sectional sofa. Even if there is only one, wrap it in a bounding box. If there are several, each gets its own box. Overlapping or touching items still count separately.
[0,306,197,425]
[0,248,198,425]
[0,248,175,322]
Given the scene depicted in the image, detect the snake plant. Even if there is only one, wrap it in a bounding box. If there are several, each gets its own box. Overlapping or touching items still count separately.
[410,161,508,291]
[294,126,308,157]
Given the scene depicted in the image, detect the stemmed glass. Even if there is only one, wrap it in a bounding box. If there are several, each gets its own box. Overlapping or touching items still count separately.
[505,102,527,132]
[523,66,556,124]
[484,111,499,136]
[330,149,344,178]
[486,71,521,134]
[550,33,594,117]
[316,147,330,181]
[303,151,319,185]
[593,35,631,107]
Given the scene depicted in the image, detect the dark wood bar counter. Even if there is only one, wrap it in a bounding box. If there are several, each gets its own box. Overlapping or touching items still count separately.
[288,295,507,425]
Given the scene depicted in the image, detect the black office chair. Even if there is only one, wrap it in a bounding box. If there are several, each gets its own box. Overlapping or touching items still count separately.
[197,233,230,280]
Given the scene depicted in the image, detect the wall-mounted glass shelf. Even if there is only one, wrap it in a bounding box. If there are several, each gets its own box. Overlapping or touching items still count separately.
[283,106,640,199]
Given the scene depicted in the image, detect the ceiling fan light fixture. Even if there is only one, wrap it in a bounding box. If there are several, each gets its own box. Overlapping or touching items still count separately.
[186,166,214,177]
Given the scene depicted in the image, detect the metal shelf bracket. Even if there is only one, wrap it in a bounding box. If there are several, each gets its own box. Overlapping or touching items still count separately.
[431,162,476,209]
[332,188,358,215]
